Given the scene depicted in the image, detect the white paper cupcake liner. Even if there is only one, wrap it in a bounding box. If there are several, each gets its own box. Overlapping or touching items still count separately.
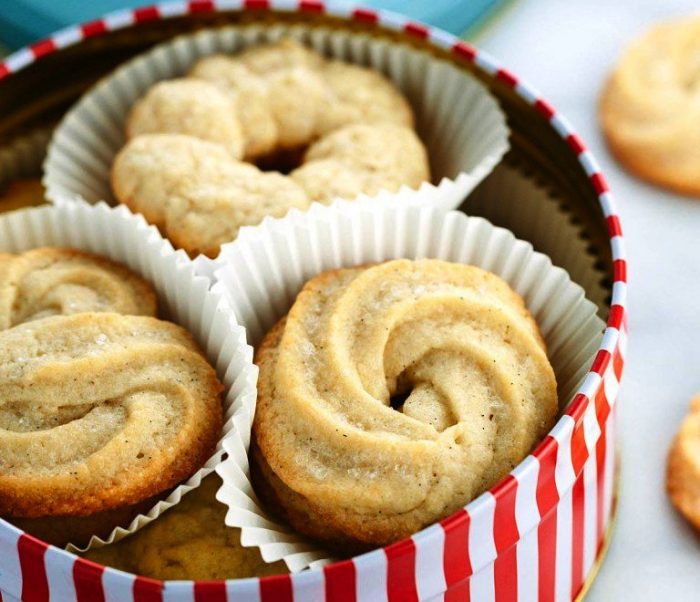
[465,161,610,314]
[210,200,606,572]
[43,23,509,216]
[0,202,256,554]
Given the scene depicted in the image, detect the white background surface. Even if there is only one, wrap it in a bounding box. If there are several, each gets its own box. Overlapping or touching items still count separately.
[476,1,700,599]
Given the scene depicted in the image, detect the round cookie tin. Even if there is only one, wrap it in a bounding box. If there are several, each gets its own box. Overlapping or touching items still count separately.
[0,2,626,601]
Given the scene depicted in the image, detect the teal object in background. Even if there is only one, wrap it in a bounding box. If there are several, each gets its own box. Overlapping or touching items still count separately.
[0,1,505,50]
[363,1,504,37]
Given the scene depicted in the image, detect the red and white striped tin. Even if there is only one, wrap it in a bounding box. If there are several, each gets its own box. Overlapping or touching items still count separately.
[0,2,627,601]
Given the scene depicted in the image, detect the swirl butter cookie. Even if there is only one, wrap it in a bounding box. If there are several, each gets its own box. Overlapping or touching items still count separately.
[600,15,700,195]
[113,40,429,256]
[84,475,286,580]
[112,134,310,257]
[187,40,414,156]
[253,259,557,548]
[0,312,223,517]
[668,395,700,530]
[316,61,414,134]
[127,79,245,159]
[236,39,325,73]
[0,248,156,329]
[290,123,429,203]
[189,57,279,158]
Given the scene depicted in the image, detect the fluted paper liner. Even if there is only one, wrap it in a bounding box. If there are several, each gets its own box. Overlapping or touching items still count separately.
[466,161,610,315]
[43,23,509,218]
[0,202,256,553]
[211,199,606,572]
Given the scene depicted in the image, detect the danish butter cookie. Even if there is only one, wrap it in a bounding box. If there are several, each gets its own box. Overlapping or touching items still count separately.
[316,61,414,134]
[84,475,286,580]
[189,57,278,158]
[600,15,700,195]
[0,312,223,517]
[0,248,156,329]
[668,395,700,530]
[112,134,310,257]
[236,39,326,74]
[127,79,245,159]
[254,259,557,547]
[116,40,430,255]
[291,123,430,203]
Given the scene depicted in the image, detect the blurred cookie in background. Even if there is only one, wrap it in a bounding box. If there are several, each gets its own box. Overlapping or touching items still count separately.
[0,179,45,213]
[668,395,700,530]
[600,15,700,196]
[84,475,287,581]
